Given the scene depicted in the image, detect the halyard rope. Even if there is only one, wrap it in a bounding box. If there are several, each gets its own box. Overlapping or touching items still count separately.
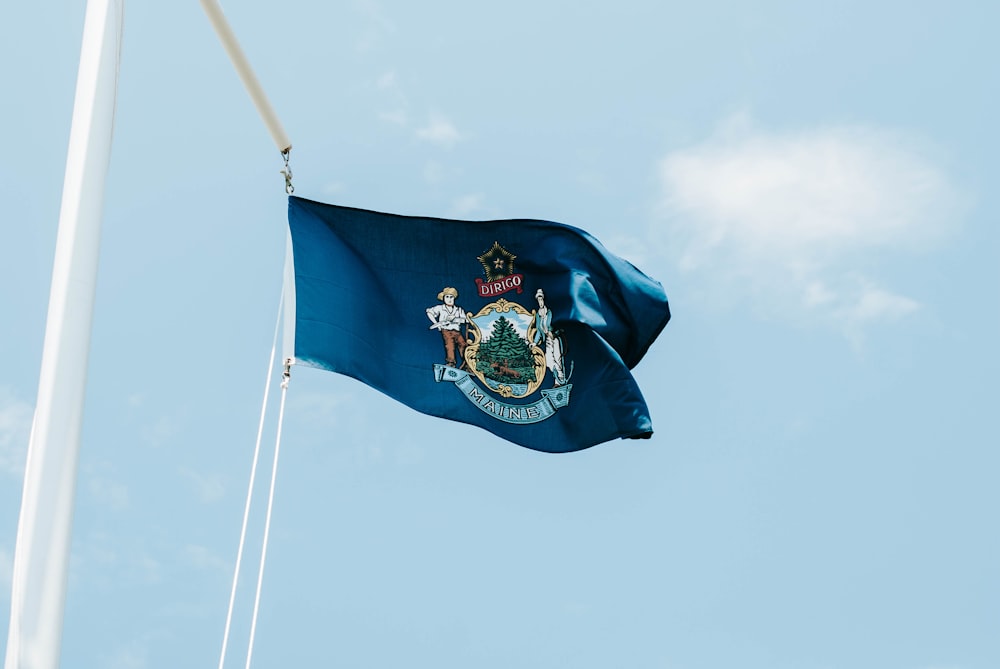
[217,291,283,669]
[244,357,291,669]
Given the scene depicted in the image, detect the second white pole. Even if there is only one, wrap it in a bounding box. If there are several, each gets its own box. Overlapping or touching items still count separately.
[199,0,292,155]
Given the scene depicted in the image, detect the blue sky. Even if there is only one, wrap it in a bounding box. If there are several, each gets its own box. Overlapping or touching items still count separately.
[2,1,998,668]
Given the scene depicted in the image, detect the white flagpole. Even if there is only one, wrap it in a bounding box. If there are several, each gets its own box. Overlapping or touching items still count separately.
[4,0,124,668]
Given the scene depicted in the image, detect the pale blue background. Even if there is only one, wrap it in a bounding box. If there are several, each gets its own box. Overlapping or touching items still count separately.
[1,1,997,668]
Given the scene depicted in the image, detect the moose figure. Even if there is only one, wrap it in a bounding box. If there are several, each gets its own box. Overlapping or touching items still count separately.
[490,358,522,380]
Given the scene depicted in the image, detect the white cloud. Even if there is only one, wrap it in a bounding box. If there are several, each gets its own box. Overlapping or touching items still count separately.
[73,535,162,586]
[0,545,12,593]
[288,389,426,468]
[451,194,484,218]
[656,116,962,335]
[293,389,352,425]
[374,70,410,126]
[806,278,922,346]
[371,72,465,155]
[423,160,446,184]
[375,70,397,90]
[133,554,162,584]
[103,644,147,669]
[393,440,425,467]
[88,476,130,510]
[352,0,397,53]
[378,109,408,125]
[182,544,229,572]
[603,233,652,274]
[179,467,225,503]
[288,390,360,451]
[98,634,169,669]
[847,284,921,324]
[323,181,346,195]
[416,115,462,147]
[0,388,32,477]
[140,415,178,449]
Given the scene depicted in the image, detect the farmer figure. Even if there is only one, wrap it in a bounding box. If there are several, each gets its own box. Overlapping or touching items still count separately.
[426,287,468,367]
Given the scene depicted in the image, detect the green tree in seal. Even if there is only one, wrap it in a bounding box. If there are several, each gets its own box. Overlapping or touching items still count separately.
[476,316,537,383]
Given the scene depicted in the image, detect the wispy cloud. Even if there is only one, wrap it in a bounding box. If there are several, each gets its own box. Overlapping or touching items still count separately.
[102,643,148,669]
[375,70,397,90]
[371,70,464,156]
[292,389,353,428]
[422,160,448,184]
[656,115,962,337]
[290,390,425,468]
[0,387,32,477]
[416,115,462,148]
[603,233,653,275]
[844,283,920,325]
[99,632,171,669]
[374,70,410,126]
[140,415,179,449]
[181,544,229,572]
[450,194,484,218]
[0,545,12,593]
[179,467,225,503]
[88,476,130,510]
[70,533,162,588]
[378,109,409,125]
[352,0,397,53]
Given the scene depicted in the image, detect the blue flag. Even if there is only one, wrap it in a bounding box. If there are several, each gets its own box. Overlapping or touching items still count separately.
[287,195,670,453]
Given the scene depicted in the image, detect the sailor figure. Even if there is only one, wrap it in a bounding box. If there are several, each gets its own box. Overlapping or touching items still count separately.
[532,288,567,386]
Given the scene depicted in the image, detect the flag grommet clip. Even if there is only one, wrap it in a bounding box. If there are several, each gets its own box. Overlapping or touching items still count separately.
[280,148,294,194]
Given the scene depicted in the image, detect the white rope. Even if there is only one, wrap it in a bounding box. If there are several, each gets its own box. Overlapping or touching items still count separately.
[244,360,291,669]
[217,292,284,669]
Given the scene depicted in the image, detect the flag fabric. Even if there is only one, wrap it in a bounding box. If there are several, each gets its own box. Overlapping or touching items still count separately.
[286,195,670,453]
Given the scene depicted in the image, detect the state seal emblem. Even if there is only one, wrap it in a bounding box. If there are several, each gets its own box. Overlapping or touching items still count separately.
[427,242,573,425]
